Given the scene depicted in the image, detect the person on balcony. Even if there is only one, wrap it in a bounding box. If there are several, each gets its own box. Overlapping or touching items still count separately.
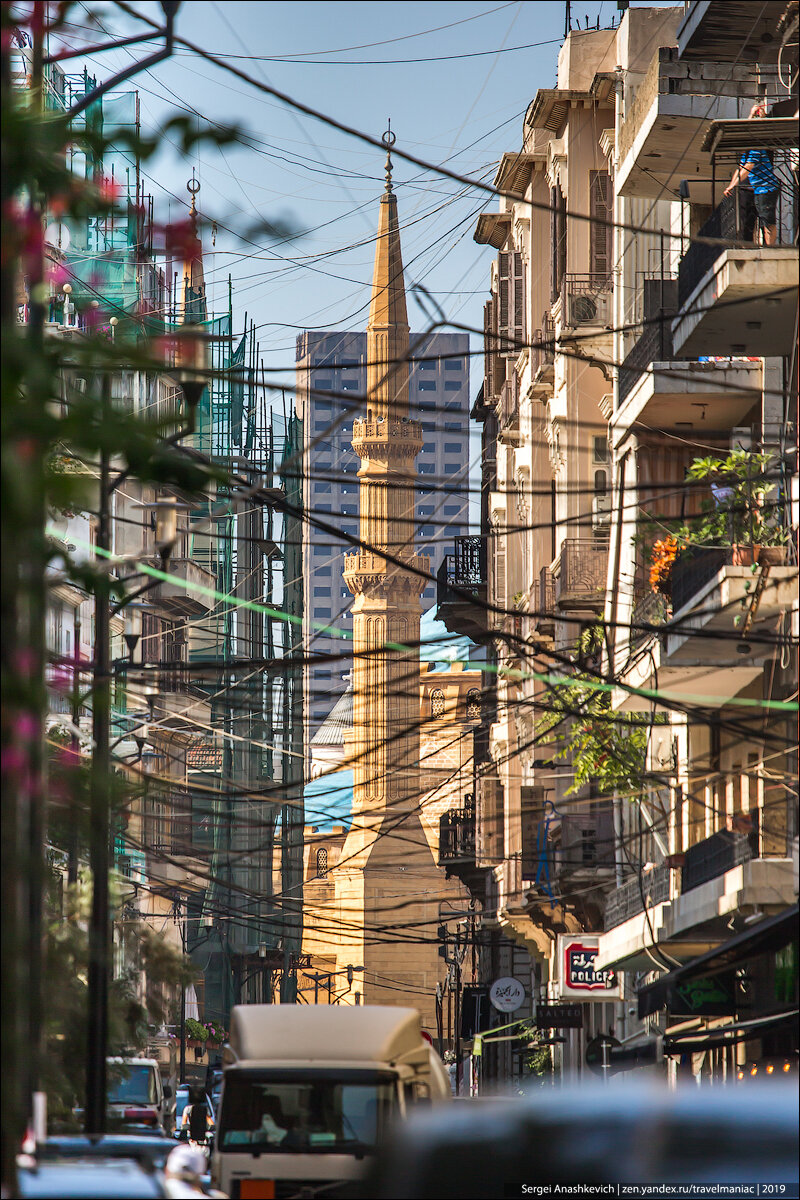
[723,102,780,246]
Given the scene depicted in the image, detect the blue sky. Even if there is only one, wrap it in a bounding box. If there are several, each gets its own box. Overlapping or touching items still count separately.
[58,1,616,396]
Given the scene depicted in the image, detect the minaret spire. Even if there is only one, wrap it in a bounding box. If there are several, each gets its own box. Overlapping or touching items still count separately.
[383,121,395,194]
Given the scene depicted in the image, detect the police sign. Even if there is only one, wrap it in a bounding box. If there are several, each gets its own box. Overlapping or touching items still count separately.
[557,935,621,1000]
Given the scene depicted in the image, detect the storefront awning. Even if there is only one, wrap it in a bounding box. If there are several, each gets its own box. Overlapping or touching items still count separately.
[638,904,798,1018]
[663,1008,798,1056]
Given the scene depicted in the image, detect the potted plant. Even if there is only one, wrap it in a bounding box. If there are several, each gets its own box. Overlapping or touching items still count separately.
[675,449,788,561]
[185,1017,208,1047]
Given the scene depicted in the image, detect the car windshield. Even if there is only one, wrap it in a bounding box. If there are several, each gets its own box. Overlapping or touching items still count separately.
[218,1070,397,1154]
[107,1065,157,1106]
[174,1092,190,1122]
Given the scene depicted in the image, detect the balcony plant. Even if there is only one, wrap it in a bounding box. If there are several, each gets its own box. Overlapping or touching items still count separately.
[674,450,787,558]
[185,1017,208,1045]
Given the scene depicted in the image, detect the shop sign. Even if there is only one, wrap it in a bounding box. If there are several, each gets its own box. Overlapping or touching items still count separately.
[535,1003,583,1029]
[489,977,526,1012]
[557,936,621,1000]
[668,972,737,1017]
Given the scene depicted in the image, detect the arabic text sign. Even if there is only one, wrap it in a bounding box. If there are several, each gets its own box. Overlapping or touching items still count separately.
[489,977,526,1012]
[557,936,621,1000]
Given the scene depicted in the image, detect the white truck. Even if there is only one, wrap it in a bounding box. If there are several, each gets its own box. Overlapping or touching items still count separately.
[211,1005,449,1198]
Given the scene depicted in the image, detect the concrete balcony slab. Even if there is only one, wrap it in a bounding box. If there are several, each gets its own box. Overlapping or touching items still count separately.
[612,360,761,447]
[672,249,798,359]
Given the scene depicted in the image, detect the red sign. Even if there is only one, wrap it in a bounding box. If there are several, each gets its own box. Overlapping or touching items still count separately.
[420,1030,433,1046]
[558,937,618,999]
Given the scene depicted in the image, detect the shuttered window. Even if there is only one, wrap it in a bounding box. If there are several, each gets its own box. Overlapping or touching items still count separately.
[551,184,567,301]
[497,251,525,358]
[589,170,612,280]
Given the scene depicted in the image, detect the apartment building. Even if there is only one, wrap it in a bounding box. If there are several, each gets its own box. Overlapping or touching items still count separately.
[437,0,798,1088]
[295,330,470,745]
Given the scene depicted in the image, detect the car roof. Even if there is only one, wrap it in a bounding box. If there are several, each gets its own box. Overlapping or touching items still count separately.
[40,1135,170,1162]
[18,1158,166,1198]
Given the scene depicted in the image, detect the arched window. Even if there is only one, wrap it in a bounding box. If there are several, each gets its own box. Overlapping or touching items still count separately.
[594,468,607,495]
[316,847,328,879]
[466,689,481,720]
[430,689,445,719]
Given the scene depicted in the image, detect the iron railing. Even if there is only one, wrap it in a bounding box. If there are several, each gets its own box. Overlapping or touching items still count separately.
[538,566,555,627]
[554,537,609,608]
[605,863,670,931]
[561,274,612,329]
[629,591,672,651]
[439,795,476,866]
[681,830,754,893]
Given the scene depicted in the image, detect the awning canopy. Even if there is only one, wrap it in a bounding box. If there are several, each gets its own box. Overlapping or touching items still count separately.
[638,903,799,1018]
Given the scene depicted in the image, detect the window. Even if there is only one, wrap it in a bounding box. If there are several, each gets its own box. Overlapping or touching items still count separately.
[419,463,435,474]
[444,421,462,431]
[417,360,436,371]
[594,469,608,495]
[466,689,482,720]
[444,381,461,392]
[418,507,433,516]
[341,359,358,367]
[418,401,435,411]
[342,504,357,515]
[430,689,445,719]
[314,545,333,556]
[445,359,463,371]
[443,505,461,516]
[444,462,461,474]
[313,607,331,619]
[445,400,461,410]
[341,381,360,391]
[592,436,608,464]
[314,669,331,679]
[444,442,462,454]
[421,422,435,432]
[314,587,331,597]
[316,504,332,513]
[315,482,332,493]
[418,380,436,391]
[342,524,358,536]
[418,525,434,537]
[315,401,332,413]
[422,442,436,453]
[316,847,328,879]
[589,170,612,279]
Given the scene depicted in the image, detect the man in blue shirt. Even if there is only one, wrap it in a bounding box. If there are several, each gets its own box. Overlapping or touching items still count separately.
[724,102,780,245]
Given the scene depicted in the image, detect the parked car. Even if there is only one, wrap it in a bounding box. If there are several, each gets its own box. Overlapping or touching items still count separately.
[364,1082,800,1198]
[37,1133,172,1170]
[17,1156,167,1198]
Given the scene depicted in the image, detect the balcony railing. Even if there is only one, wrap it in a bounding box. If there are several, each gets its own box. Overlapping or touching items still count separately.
[670,547,729,614]
[629,591,672,652]
[618,279,680,406]
[439,796,476,867]
[498,376,520,439]
[681,830,754,894]
[678,155,799,307]
[605,863,670,931]
[436,536,488,640]
[553,537,609,609]
[532,313,556,377]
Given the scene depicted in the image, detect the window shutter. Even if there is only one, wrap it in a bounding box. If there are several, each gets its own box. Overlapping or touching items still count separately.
[521,785,546,881]
[589,170,612,280]
[511,252,525,355]
[483,298,495,399]
[497,251,511,352]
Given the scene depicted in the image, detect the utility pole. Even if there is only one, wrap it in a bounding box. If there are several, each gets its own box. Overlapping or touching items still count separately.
[68,611,82,886]
[85,373,112,1136]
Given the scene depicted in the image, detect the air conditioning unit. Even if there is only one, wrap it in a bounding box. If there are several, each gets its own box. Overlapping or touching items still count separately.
[567,290,612,328]
[592,494,612,526]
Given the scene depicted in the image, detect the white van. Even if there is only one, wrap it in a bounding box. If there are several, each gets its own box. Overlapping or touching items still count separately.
[106,1057,173,1133]
[211,1005,449,1198]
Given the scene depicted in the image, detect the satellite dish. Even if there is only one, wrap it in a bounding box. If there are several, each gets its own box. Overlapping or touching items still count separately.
[45,222,71,251]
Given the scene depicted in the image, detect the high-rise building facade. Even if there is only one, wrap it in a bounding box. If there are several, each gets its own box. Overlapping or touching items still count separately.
[295,329,470,743]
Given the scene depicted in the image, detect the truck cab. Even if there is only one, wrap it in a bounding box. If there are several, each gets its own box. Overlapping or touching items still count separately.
[211,1005,448,1198]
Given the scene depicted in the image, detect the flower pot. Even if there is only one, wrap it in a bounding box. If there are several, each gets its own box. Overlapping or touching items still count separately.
[731,544,760,566]
[757,546,787,567]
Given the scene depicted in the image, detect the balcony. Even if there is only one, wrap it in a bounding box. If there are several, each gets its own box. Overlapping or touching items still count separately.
[439,797,480,885]
[615,353,760,441]
[552,537,609,612]
[530,313,555,393]
[672,121,798,358]
[532,566,555,639]
[605,864,670,932]
[497,376,521,445]
[615,47,775,198]
[681,830,754,894]
[436,536,488,641]
[151,557,217,616]
[617,547,795,713]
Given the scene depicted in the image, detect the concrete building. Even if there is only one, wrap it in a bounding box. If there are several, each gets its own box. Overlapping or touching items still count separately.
[438,0,798,1088]
[295,329,470,745]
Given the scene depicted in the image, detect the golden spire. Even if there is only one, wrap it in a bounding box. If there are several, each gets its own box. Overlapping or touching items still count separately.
[367,123,409,337]
[181,171,206,324]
